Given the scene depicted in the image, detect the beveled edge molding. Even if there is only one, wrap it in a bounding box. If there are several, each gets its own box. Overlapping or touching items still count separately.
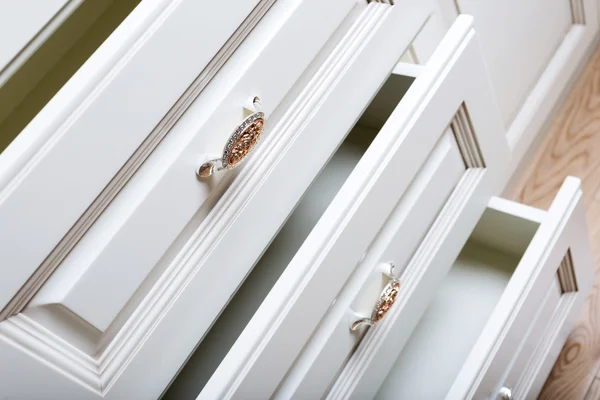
[0,0,85,85]
[570,0,586,25]
[0,0,278,322]
[0,314,102,392]
[512,253,578,397]
[557,250,578,293]
[368,0,394,5]
[451,103,486,168]
[0,1,387,393]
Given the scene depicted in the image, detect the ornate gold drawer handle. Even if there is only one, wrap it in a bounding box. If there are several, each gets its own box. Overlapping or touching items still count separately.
[351,262,400,331]
[197,97,265,179]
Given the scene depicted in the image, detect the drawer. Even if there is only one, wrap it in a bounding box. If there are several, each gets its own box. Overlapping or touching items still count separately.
[0,0,354,317]
[329,177,592,399]
[179,15,509,399]
[431,0,599,177]
[0,0,120,137]
[0,0,76,74]
[0,1,434,399]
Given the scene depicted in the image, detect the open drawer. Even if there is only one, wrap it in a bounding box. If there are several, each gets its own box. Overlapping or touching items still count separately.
[172,15,509,399]
[0,2,437,399]
[0,0,359,320]
[330,177,593,400]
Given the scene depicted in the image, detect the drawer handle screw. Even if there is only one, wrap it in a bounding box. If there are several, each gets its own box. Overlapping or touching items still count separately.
[197,97,265,179]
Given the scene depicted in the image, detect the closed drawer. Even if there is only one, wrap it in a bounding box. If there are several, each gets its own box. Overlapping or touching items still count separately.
[329,177,592,399]
[181,15,509,399]
[0,1,434,399]
[430,0,599,178]
[0,0,353,318]
[455,0,573,127]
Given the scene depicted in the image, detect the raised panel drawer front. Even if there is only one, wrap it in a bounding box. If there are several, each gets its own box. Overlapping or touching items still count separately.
[0,0,357,319]
[9,0,356,332]
[195,15,509,399]
[0,0,270,313]
[449,0,599,176]
[335,177,593,400]
[0,0,358,320]
[0,1,432,399]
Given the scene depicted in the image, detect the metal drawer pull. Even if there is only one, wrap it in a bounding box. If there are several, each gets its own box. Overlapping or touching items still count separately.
[197,97,265,179]
[351,262,400,331]
[497,387,513,400]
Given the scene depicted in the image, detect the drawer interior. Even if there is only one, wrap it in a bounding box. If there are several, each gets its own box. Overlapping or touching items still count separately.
[0,0,140,155]
[164,73,415,399]
[375,201,544,399]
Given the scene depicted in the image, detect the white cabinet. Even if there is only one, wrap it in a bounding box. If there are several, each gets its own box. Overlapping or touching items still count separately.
[434,0,599,176]
[0,0,594,398]
[0,1,436,398]
[267,17,592,400]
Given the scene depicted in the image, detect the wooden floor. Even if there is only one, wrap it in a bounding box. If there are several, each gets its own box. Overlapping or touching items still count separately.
[510,44,600,399]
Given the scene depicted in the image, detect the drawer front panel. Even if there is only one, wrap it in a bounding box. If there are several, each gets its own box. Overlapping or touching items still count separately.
[457,0,572,126]
[202,15,509,400]
[0,0,269,312]
[275,128,466,399]
[448,177,594,399]
[24,0,356,333]
[450,0,599,179]
[502,277,562,397]
[324,16,509,400]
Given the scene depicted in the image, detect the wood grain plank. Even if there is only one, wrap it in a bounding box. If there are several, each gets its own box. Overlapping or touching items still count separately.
[511,44,600,400]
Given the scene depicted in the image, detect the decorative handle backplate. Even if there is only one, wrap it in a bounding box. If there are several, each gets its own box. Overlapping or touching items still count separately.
[197,97,265,178]
[351,262,400,331]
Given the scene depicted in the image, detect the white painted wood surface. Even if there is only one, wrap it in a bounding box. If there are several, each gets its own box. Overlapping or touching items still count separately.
[458,0,572,127]
[0,0,70,75]
[506,0,599,178]
[448,177,593,399]
[365,178,592,399]
[334,177,592,399]
[0,1,433,398]
[164,121,383,398]
[200,15,509,399]
[275,128,466,399]
[376,241,524,399]
[25,0,355,333]
[323,16,509,399]
[0,0,263,312]
[435,0,600,178]
[0,0,119,136]
[0,0,592,397]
